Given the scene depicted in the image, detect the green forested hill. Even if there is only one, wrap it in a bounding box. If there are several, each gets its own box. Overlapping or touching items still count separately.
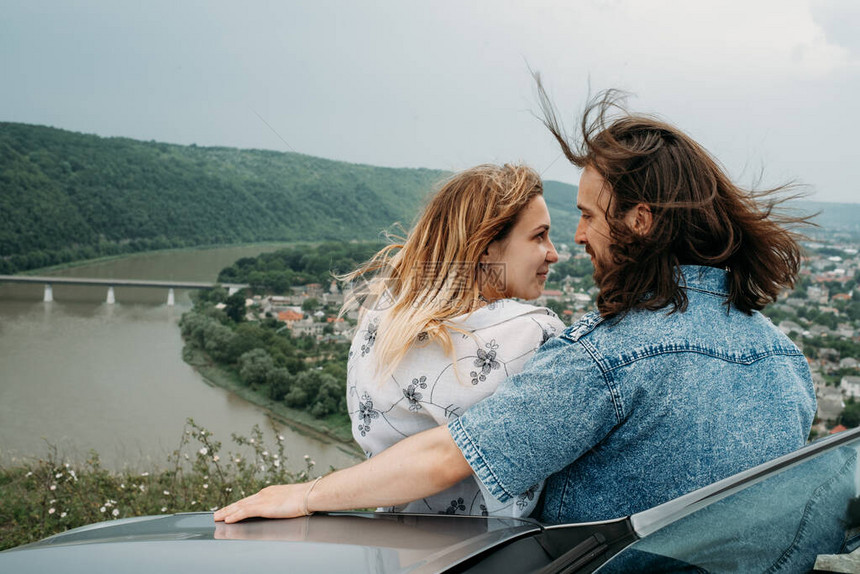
[0,123,454,272]
[4,122,857,274]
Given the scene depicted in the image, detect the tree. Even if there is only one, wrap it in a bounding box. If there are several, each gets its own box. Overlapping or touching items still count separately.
[267,368,293,401]
[202,321,237,363]
[225,292,246,323]
[238,349,275,388]
[311,375,345,418]
[302,298,320,313]
[841,399,860,428]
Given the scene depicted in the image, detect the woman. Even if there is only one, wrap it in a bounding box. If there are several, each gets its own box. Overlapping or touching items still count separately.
[342,163,564,516]
[215,163,563,521]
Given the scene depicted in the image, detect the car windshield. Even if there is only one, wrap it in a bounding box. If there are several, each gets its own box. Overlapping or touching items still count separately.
[595,431,860,573]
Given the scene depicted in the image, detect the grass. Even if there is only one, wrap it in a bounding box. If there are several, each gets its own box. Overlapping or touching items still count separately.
[0,419,317,551]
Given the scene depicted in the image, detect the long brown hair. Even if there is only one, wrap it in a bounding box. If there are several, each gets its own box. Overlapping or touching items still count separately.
[341,164,544,376]
[538,85,810,316]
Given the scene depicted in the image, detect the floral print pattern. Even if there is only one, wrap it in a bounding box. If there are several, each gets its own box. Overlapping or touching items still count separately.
[516,485,537,509]
[403,376,427,411]
[360,321,378,357]
[470,340,500,385]
[440,497,466,515]
[357,393,380,437]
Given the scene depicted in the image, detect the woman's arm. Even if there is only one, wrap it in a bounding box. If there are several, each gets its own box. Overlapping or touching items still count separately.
[213,425,472,523]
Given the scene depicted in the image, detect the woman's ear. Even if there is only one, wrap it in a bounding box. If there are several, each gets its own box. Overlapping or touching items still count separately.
[481,241,500,264]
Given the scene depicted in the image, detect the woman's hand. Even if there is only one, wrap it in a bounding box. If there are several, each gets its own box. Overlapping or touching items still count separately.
[212,425,472,524]
[213,483,307,524]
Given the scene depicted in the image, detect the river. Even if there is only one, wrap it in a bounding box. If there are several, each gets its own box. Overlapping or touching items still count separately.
[0,245,362,472]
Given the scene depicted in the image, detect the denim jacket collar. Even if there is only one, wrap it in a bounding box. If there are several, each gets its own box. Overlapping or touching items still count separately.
[678,265,729,298]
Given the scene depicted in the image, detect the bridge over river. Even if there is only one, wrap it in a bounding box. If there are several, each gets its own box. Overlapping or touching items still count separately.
[0,275,249,304]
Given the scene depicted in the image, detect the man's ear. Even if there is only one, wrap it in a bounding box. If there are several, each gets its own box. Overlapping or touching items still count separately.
[628,203,653,236]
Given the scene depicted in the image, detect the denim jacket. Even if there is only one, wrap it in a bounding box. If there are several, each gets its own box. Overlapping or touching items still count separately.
[449,265,816,524]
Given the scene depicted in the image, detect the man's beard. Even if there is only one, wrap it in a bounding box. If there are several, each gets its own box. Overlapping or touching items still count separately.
[586,245,609,289]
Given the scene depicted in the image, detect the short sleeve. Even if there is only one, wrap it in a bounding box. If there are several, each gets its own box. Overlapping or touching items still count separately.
[448,334,622,502]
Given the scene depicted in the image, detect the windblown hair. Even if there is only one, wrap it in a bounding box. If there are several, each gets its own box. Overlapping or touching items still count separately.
[341,164,543,377]
[538,85,810,317]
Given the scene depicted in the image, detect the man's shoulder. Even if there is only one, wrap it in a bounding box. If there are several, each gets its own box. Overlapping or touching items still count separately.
[553,300,801,363]
[559,311,605,343]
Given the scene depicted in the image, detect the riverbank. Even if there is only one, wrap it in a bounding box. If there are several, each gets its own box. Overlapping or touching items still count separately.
[183,346,362,460]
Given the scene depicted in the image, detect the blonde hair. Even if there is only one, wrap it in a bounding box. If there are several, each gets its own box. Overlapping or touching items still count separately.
[341,163,543,377]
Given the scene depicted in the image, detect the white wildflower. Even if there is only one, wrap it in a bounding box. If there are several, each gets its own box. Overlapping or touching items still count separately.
[274,460,280,468]
[50,484,57,491]
[249,438,255,444]
[139,484,145,492]
[100,506,106,513]
[55,472,63,479]
[309,460,316,466]
[49,508,56,514]
[234,457,241,463]
[225,487,232,493]
[277,435,285,442]
[60,512,67,518]
[273,454,279,460]
[202,483,208,489]
[161,507,167,513]
[112,509,119,517]
[163,490,170,496]
[140,472,149,477]
[212,455,220,462]
[64,463,70,468]
[303,454,310,460]
[199,447,208,455]
[184,453,190,460]
[120,483,125,489]
[191,500,197,506]
[262,451,269,457]
[25,471,33,477]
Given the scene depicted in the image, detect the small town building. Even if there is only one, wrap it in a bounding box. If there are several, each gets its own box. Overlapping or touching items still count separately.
[277,310,304,323]
[840,357,859,370]
[840,376,860,399]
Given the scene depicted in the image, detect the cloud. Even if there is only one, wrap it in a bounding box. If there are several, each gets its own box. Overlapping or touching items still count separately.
[811,0,860,59]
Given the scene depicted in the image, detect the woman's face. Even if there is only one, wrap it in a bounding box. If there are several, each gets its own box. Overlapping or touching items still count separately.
[482,195,559,301]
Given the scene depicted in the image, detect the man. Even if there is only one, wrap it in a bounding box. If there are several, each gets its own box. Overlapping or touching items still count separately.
[215,92,815,525]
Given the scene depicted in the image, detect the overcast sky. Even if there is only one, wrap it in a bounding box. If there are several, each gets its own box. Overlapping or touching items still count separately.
[2,0,858,203]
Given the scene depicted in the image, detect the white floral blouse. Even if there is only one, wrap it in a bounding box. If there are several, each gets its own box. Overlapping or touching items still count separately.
[346,298,565,517]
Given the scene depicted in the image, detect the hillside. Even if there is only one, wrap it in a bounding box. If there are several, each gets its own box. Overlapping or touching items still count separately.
[0,122,585,273]
[5,121,854,275]
[0,123,451,272]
